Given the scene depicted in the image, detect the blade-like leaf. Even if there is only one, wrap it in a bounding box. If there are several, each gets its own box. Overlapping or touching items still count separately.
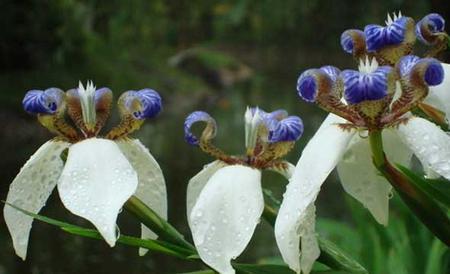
[233,263,295,274]
[178,271,215,274]
[317,237,368,274]
[124,196,196,251]
[396,164,450,209]
[3,201,195,259]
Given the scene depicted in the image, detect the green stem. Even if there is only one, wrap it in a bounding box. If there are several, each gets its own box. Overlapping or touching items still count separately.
[368,130,450,246]
[124,196,196,252]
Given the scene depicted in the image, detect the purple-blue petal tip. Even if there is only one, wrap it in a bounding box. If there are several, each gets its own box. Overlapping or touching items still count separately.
[342,67,391,104]
[184,111,216,146]
[297,70,318,102]
[22,88,64,114]
[416,13,446,44]
[364,16,408,51]
[268,116,303,143]
[124,89,162,119]
[423,58,444,86]
[340,29,365,54]
[398,56,444,86]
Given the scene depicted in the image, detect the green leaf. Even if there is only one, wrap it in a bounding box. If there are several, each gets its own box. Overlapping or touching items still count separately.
[396,164,450,209]
[424,238,449,274]
[124,196,196,251]
[317,237,368,274]
[3,201,195,259]
[178,271,215,274]
[233,263,295,274]
[261,192,368,273]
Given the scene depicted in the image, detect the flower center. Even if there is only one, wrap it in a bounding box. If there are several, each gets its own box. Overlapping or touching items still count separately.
[78,81,97,130]
[385,11,402,26]
[358,56,379,74]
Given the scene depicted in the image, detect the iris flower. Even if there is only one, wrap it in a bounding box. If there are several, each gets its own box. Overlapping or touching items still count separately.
[184,107,303,274]
[4,81,166,259]
[275,13,450,274]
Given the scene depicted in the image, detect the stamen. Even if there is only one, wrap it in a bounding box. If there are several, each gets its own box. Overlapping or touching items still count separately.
[358,56,379,73]
[245,107,264,151]
[385,13,393,26]
[78,81,97,131]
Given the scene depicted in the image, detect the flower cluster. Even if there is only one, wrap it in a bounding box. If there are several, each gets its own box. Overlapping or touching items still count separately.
[3,11,450,274]
[5,81,167,259]
[276,12,450,274]
[184,107,303,274]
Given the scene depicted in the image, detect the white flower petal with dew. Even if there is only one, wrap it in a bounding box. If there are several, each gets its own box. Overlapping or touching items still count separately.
[116,138,167,256]
[275,113,355,274]
[337,130,412,225]
[186,160,228,222]
[425,63,450,121]
[4,140,70,260]
[58,138,138,246]
[397,117,450,180]
[189,165,263,274]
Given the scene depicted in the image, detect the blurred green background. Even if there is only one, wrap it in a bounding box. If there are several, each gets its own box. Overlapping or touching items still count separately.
[0,0,449,273]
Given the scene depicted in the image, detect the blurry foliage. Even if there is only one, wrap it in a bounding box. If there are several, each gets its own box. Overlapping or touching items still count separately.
[1,0,450,273]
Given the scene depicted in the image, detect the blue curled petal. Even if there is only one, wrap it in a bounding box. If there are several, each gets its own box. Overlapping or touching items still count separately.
[184,111,217,146]
[342,67,392,104]
[320,65,341,82]
[297,69,319,102]
[365,16,408,51]
[398,56,444,86]
[416,13,446,44]
[421,58,444,86]
[123,89,162,119]
[340,29,365,54]
[267,116,304,143]
[398,55,421,77]
[22,88,64,114]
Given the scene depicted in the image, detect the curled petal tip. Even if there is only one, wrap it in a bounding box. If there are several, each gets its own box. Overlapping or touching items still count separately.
[184,111,217,146]
[423,59,444,86]
[416,13,446,44]
[340,29,366,54]
[399,56,444,86]
[268,116,304,143]
[22,88,64,114]
[120,89,162,120]
[297,70,319,102]
[297,67,338,103]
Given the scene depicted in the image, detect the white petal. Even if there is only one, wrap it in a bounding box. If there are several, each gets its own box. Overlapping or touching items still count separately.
[4,140,69,260]
[275,114,355,274]
[189,165,263,274]
[397,117,450,180]
[186,160,228,221]
[57,138,138,246]
[116,138,167,256]
[337,130,412,225]
[425,63,450,121]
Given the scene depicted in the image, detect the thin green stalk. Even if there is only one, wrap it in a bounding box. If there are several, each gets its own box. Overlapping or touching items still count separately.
[368,130,450,246]
[124,195,196,252]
